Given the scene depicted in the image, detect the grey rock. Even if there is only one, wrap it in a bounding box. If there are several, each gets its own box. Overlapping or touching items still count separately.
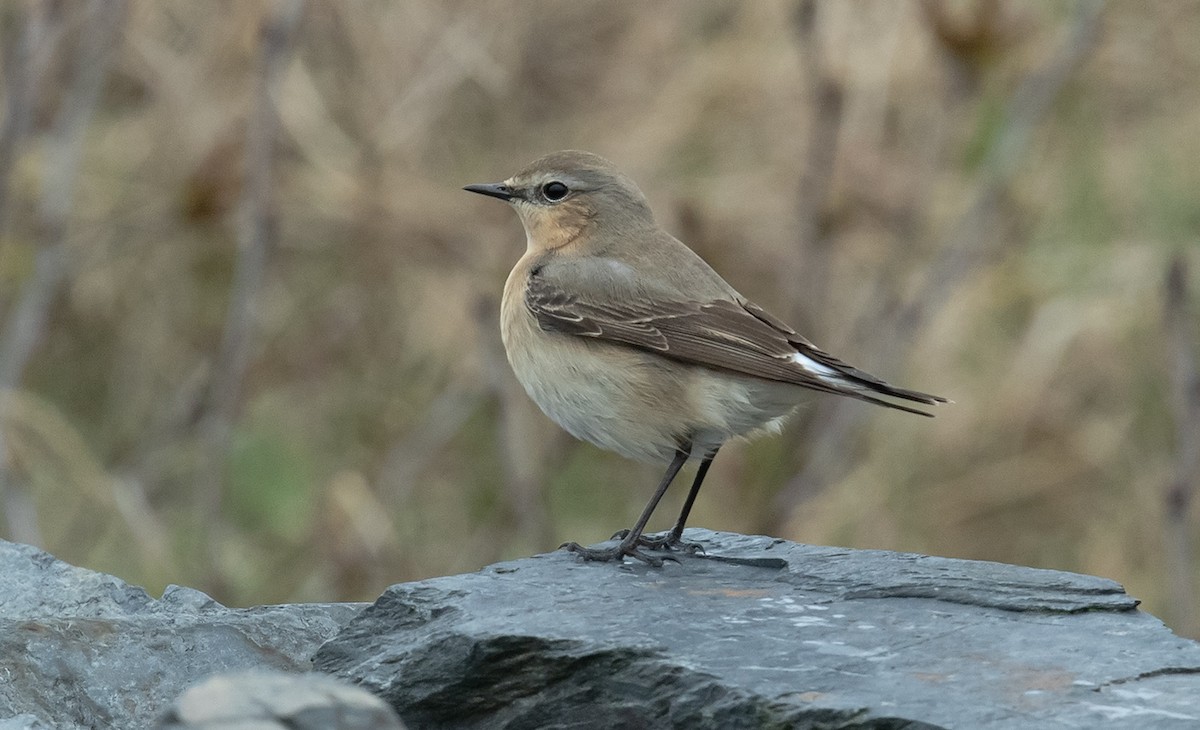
[157,670,405,729]
[0,715,51,730]
[314,529,1200,729]
[159,584,224,612]
[0,540,158,619]
[6,530,1200,730]
[0,540,364,729]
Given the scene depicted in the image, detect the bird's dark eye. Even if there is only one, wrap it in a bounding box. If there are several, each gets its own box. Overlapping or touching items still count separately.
[541,181,569,201]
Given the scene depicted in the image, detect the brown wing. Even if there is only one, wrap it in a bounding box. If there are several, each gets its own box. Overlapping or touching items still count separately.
[525,271,947,416]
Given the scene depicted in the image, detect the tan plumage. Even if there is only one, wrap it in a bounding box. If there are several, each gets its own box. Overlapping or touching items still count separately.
[467,150,946,564]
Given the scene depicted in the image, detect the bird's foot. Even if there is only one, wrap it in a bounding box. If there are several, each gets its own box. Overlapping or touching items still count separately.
[609,529,705,555]
[559,540,677,567]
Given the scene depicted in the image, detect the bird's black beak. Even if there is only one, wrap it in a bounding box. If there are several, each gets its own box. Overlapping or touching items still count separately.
[463,182,517,201]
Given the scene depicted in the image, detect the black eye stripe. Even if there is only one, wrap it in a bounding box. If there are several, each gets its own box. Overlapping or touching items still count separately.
[542,181,569,201]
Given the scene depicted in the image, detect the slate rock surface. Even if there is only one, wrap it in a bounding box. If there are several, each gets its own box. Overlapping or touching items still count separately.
[0,716,51,730]
[0,540,363,729]
[314,529,1200,729]
[5,531,1200,729]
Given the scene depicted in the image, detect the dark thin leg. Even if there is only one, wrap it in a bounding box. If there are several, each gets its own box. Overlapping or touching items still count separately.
[636,447,719,553]
[561,444,692,565]
[669,447,717,540]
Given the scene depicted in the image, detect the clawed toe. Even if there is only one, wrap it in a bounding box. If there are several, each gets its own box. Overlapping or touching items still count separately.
[559,541,678,567]
[559,529,704,565]
[665,537,705,554]
[630,532,705,554]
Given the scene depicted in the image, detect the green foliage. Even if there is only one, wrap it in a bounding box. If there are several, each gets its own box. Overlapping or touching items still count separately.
[227,423,315,542]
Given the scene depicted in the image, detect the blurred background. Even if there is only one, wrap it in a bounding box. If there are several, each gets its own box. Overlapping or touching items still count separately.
[0,0,1197,635]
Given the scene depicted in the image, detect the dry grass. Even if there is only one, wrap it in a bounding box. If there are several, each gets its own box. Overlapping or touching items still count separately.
[0,0,1197,636]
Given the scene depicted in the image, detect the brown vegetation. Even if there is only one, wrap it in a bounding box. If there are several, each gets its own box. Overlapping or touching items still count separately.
[0,0,1197,636]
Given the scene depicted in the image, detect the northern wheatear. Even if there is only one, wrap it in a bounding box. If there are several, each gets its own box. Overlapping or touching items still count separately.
[465,150,946,564]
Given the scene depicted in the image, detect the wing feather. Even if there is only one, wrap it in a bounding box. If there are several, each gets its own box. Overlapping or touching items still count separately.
[526,271,947,416]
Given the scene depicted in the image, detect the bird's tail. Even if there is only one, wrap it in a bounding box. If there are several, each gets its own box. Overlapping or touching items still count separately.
[791,350,949,417]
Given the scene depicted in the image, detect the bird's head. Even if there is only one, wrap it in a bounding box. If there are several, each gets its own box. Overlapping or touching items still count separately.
[464,150,655,253]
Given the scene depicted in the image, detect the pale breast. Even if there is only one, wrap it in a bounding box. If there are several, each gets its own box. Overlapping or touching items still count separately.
[501,261,691,461]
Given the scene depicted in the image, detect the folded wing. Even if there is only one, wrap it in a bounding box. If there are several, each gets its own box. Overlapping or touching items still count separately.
[525,268,948,417]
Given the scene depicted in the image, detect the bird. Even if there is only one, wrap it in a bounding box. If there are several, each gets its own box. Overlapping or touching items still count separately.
[464,150,947,565]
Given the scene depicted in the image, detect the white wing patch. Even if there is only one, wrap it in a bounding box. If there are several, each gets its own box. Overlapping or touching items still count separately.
[789,351,839,380]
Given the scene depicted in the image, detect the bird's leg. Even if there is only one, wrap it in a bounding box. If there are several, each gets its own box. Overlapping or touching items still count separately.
[628,448,718,554]
[562,445,691,566]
